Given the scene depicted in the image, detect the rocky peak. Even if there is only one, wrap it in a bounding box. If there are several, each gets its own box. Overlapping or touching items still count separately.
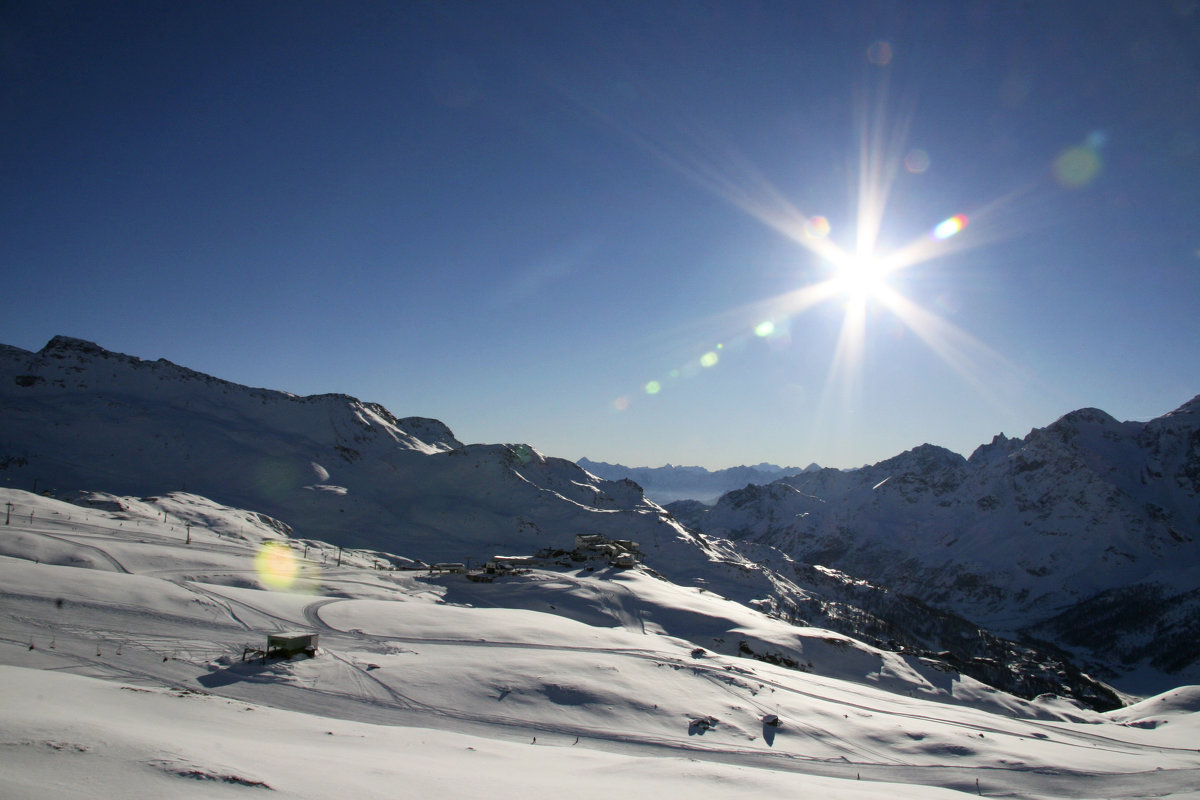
[968,432,1017,464]
[876,443,966,474]
[1045,407,1120,438]
[395,416,463,450]
[41,335,109,356]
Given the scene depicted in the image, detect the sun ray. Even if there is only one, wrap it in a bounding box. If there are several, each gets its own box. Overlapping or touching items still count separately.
[850,76,913,259]
[558,61,1043,431]
[874,285,1026,413]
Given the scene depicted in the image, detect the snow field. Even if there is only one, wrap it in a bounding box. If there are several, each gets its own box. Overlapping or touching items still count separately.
[1,489,1198,798]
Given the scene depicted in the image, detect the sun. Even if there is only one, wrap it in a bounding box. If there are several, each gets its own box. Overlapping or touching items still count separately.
[604,66,1015,424]
[829,251,890,303]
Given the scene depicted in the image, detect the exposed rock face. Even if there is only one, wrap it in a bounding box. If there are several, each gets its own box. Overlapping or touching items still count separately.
[682,398,1200,692]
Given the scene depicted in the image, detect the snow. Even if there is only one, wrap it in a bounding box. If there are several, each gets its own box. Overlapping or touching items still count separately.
[691,395,1200,692]
[2,488,1198,798]
[9,335,1181,707]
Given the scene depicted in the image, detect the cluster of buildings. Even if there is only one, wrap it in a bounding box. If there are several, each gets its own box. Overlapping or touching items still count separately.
[570,533,641,568]
[478,533,643,576]
[396,533,644,582]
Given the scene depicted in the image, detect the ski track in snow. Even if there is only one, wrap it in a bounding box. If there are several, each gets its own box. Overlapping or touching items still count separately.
[1,489,1198,799]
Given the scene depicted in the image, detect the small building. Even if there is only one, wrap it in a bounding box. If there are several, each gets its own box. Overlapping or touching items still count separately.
[486,555,538,573]
[430,562,467,574]
[266,632,318,660]
[575,533,607,551]
[611,553,638,569]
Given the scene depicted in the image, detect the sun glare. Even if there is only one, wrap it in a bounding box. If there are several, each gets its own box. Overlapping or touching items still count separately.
[830,252,889,302]
[601,50,1023,424]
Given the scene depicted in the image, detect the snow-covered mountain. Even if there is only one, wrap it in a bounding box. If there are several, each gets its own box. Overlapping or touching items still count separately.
[1,336,663,558]
[680,400,1200,693]
[578,457,816,504]
[6,487,1198,799]
[0,336,1133,708]
[0,336,884,640]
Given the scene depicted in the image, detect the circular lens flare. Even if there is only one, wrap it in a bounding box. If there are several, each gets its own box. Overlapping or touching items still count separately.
[804,216,831,239]
[256,542,298,591]
[1053,146,1102,188]
[867,41,893,66]
[904,148,931,173]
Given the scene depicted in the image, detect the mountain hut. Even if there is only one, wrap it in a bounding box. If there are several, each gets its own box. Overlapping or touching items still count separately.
[266,632,318,660]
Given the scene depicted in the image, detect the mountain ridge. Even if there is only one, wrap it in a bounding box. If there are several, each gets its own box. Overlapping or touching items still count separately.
[0,335,1162,703]
[678,395,1200,692]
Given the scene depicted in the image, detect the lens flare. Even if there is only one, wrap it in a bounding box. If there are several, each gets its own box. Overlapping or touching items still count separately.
[1053,145,1102,188]
[576,59,1025,442]
[805,215,831,239]
[867,41,893,66]
[904,148,930,173]
[932,214,968,240]
[644,380,662,395]
[255,542,298,591]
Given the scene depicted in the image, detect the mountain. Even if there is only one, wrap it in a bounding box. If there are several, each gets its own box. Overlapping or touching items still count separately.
[0,336,1134,708]
[578,457,816,504]
[0,336,836,622]
[1,336,642,558]
[678,400,1200,694]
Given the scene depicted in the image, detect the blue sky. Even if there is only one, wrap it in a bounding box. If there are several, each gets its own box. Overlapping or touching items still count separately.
[3,1,1199,469]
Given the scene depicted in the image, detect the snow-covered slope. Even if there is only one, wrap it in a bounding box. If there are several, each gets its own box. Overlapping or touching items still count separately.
[0,339,843,650]
[3,488,1197,799]
[0,336,1140,706]
[685,399,1200,693]
[0,337,671,559]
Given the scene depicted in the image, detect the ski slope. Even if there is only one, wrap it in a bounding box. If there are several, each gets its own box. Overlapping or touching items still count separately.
[2,489,1198,799]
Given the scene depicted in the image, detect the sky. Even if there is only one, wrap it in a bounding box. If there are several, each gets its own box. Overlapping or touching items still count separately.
[2,0,1199,470]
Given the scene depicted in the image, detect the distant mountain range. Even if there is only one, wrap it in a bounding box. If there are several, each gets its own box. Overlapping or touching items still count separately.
[3,335,1193,703]
[577,458,817,504]
[671,399,1200,694]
